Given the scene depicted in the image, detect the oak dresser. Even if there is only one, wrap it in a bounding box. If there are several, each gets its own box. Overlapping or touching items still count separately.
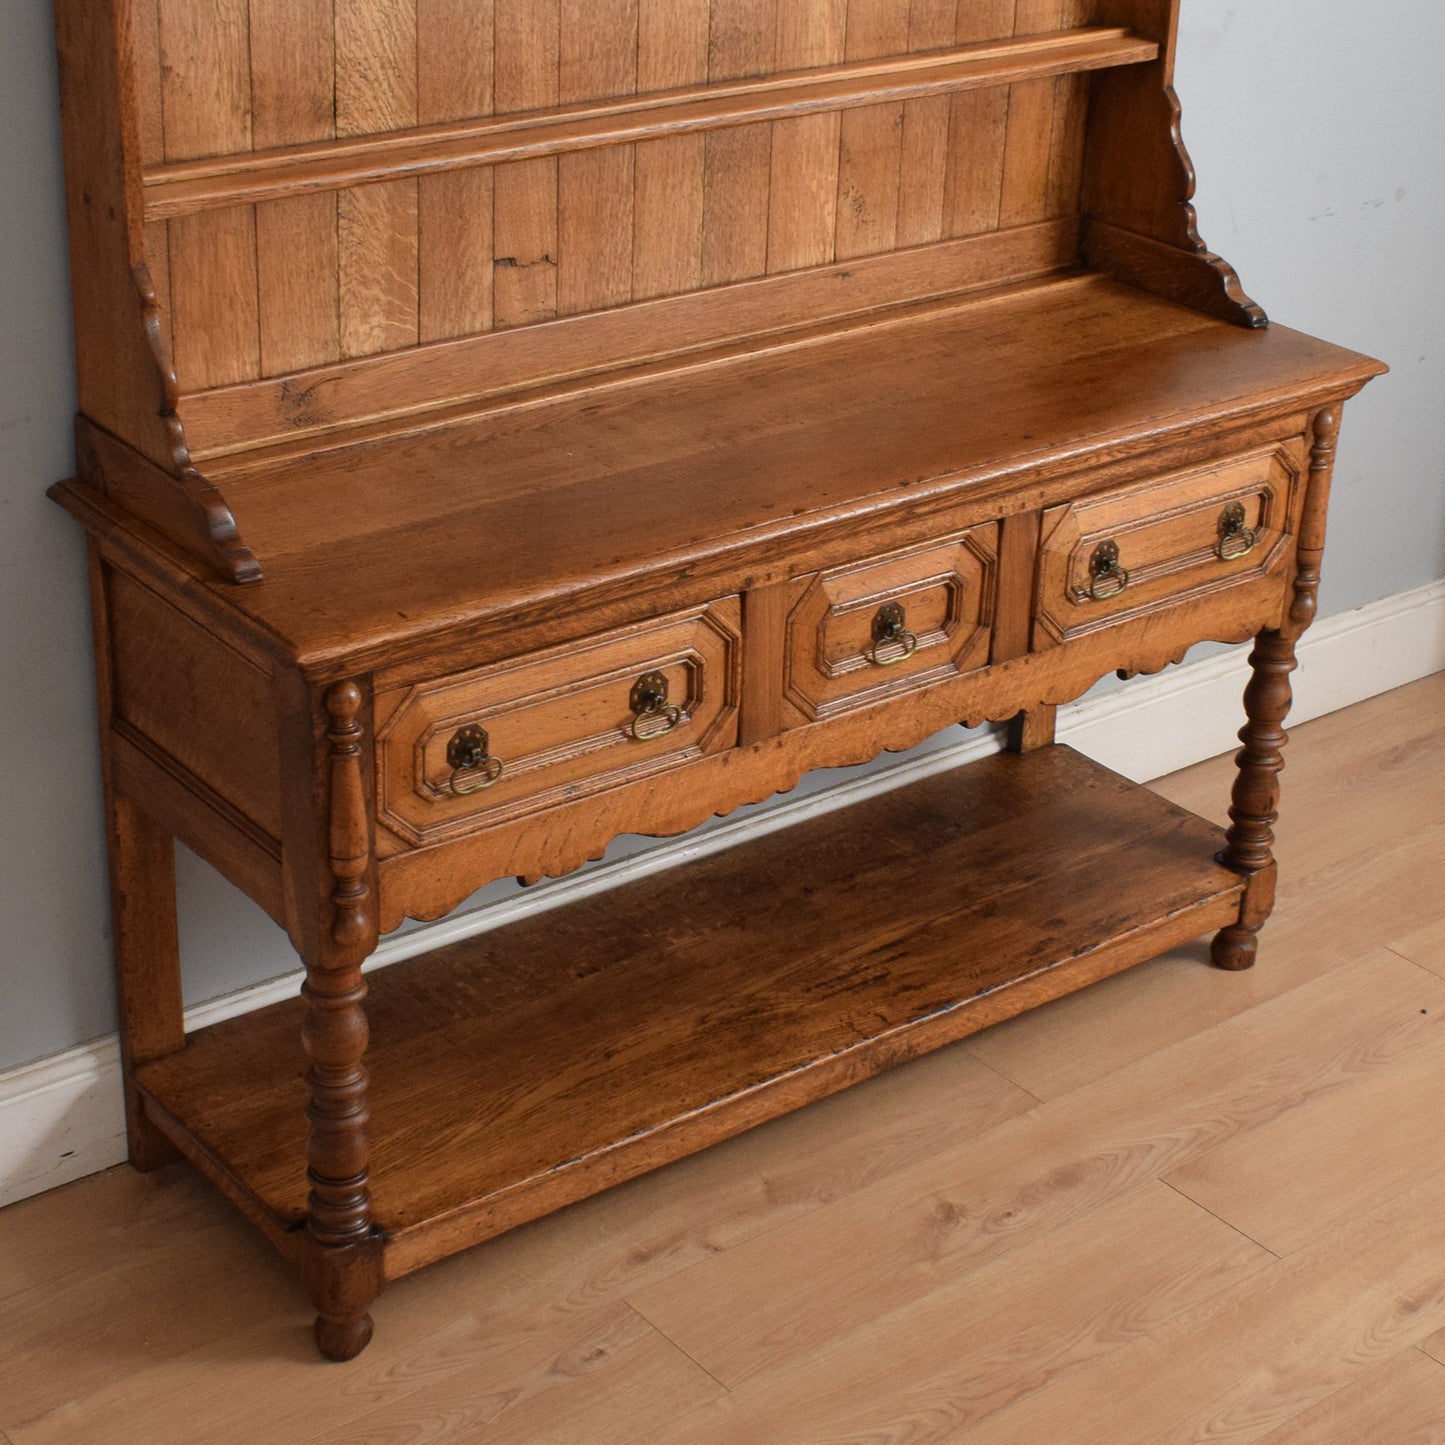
[48,0,1384,1358]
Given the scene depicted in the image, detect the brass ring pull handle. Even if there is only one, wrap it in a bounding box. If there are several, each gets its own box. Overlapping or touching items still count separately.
[1087,540,1130,601]
[446,724,505,796]
[1215,501,1258,561]
[628,671,683,742]
[866,602,919,667]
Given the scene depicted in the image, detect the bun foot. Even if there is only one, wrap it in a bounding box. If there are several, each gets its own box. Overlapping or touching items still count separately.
[314,1311,374,1362]
[1211,925,1258,972]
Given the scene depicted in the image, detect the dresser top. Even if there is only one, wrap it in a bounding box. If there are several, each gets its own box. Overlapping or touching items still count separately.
[59,276,1381,673]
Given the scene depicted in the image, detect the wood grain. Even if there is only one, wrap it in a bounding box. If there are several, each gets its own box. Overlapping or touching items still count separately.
[139,29,1159,223]
[954,1168,1445,1444]
[558,0,639,314]
[1253,1350,1445,1445]
[251,0,339,376]
[634,0,710,297]
[6,684,1437,1419]
[180,220,1080,461]
[1164,1007,1445,1255]
[493,0,560,327]
[896,0,959,246]
[628,948,1445,1384]
[200,282,1378,664]
[157,0,258,388]
[702,0,776,286]
[766,0,846,271]
[417,0,495,342]
[834,1,910,260]
[656,1184,1269,1440]
[134,747,1242,1266]
[942,0,1015,237]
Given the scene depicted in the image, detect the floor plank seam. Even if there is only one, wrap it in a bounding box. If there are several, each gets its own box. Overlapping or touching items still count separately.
[1267,1154,1445,1264]
[1384,941,1442,976]
[623,1301,735,1398]
[1155,1178,1284,1261]
[957,1044,1047,1106]
[1412,1344,1445,1371]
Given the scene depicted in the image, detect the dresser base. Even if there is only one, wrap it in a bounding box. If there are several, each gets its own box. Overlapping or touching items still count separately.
[134,744,1244,1310]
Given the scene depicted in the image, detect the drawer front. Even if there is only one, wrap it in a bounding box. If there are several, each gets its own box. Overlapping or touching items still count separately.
[1034,446,1298,646]
[783,526,997,723]
[375,599,742,846]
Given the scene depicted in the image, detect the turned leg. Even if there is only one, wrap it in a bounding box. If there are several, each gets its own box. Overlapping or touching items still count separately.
[1211,406,1340,970]
[1210,631,1295,970]
[299,682,383,1360]
[105,789,184,1168]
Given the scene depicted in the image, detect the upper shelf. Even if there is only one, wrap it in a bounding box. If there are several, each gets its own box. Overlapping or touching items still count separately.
[140,28,1159,222]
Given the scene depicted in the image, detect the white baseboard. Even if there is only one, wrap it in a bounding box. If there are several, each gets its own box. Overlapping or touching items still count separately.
[4,578,1442,1211]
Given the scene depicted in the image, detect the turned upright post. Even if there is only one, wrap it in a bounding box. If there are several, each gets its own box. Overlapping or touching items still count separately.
[298,681,383,1360]
[1211,407,1341,969]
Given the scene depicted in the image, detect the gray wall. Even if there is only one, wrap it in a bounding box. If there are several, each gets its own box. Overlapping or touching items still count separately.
[2,1,1442,1072]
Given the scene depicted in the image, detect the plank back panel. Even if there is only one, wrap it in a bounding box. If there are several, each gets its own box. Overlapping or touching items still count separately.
[251,0,340,376]
[129,0,1112,454]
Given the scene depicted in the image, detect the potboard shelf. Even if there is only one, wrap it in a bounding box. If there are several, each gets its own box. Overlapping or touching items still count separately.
[135,745,1243,1282]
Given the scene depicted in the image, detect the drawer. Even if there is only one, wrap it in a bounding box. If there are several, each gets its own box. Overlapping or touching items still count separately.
[374,599,742,847]
[1034,446,1297,646]
[782,526,997,723]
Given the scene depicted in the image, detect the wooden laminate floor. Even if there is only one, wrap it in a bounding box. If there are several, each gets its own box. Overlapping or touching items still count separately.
[3,672,1444,1444]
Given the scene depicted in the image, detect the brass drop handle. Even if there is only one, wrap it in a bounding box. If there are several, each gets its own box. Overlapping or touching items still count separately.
[866,602,919,667]
[1215,501,1258,561]
[1087,540,1130,601]
[628,670,683,742]
[446,724,505,796]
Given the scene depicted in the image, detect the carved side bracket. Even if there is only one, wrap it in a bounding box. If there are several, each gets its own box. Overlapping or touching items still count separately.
[128,264,262,584]
[1082,72,1267,329]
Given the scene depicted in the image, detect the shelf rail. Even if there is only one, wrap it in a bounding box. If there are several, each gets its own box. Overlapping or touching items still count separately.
[141,28,1159,222]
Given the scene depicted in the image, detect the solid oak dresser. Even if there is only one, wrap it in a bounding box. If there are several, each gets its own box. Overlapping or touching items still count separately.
[49,0,1383,1359]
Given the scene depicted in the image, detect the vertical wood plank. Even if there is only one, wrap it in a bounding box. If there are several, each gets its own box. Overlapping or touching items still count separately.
[417,0,495,118]
[941,0,1015,238]
[999,0,1064,228]
[493,0,560,327]
[949,1,1018,46]
[1045,70,1091,217]
[167,213,262,386]
[157,0,259,388]
[634,0,710,299]
[558,0,639,315]
[896,0,958,246]
[255,196,343,373]
[835,0,911,260]
[130,0,165,164]
[336,1,420,358]
[766,0,845,272]
[702,0,776,287]
[418,0,495,341]
[999,78,1058,226]
[251,0,340,376]
[156,0,251,160]
[1014,0,1066,32]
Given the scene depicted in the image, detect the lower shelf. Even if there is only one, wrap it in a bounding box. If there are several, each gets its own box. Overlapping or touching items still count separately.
[137,744,1244,1280]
